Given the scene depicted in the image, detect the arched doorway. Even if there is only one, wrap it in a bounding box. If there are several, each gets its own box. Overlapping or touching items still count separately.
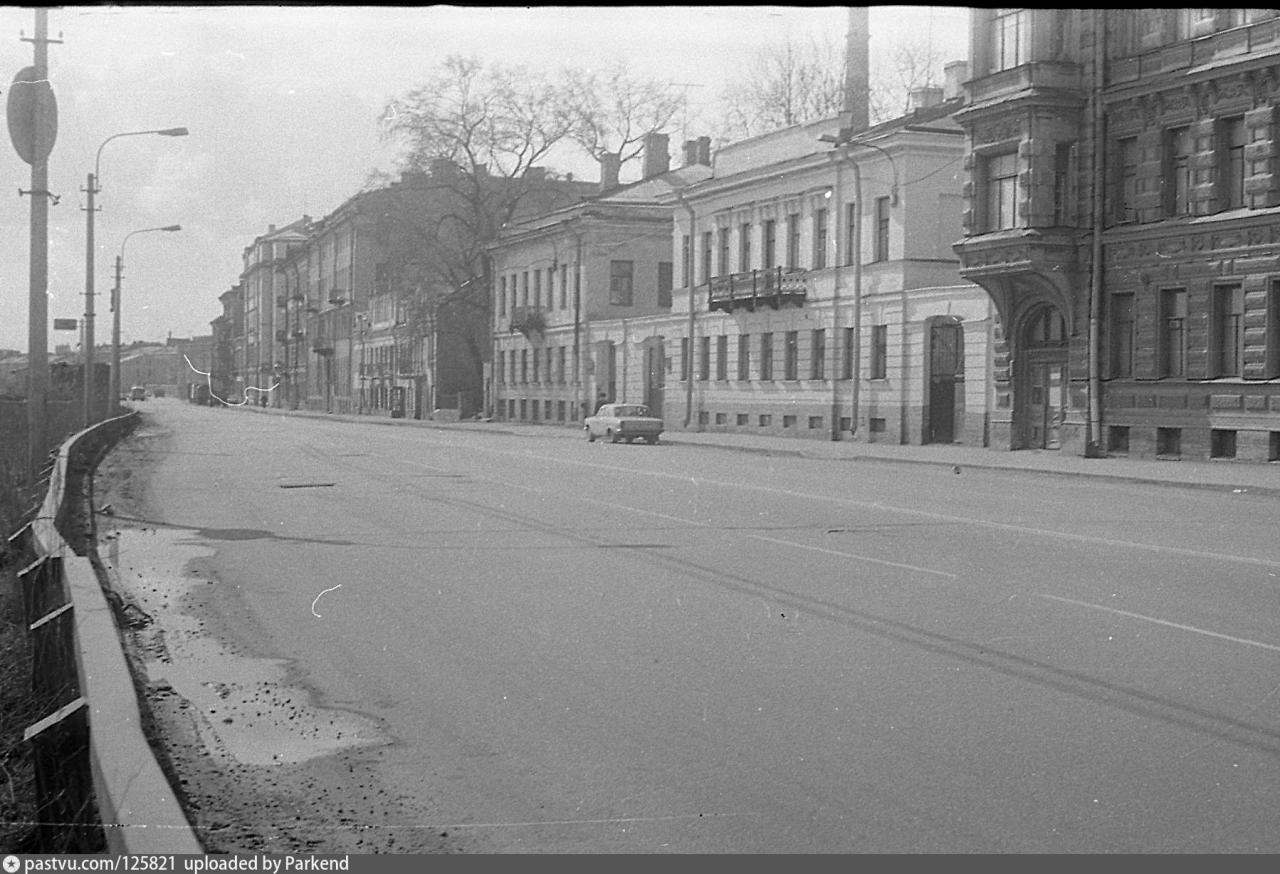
[1015,305,1069,450]
[926,317,964,444]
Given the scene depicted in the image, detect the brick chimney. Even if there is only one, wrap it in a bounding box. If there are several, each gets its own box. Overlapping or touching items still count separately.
[599,152,621,192]
[641,132,670,179]
[696,136,711,166]
[908,86,945,113]
[683,139,699,167]
[843,7,870,133]
[943,60,969,102]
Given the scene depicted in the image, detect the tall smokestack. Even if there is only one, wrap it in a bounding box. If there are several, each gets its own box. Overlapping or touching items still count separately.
[844,7,870,133]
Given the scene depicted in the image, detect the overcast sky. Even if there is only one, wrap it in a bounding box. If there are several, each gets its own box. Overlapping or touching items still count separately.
[0,5,970,354]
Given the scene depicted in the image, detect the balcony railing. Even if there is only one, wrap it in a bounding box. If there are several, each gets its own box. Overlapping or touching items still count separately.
[509,306,546,337]
[708,267,808,313]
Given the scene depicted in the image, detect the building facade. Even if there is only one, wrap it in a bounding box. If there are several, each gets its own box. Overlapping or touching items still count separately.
[956,8,1280,461]
[657,90,993,445]
[490,133,710,425]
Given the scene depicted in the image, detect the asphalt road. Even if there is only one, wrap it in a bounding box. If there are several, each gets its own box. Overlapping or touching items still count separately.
[99,399,1280,853]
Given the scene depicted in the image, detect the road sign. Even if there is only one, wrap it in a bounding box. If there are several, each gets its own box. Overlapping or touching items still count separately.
[7,65,57,165]
[53,318,77,330]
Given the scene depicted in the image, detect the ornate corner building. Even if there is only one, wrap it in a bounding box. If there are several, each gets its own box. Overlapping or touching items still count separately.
[955,9,1280,461]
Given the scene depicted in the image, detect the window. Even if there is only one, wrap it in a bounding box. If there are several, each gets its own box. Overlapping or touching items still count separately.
[548,267,556,308]
[760,332,773,380]
[520,348,528,383]
[658,261,673,308]
[784,331,799,380]
[1053,143,1075,225]
[560,264,568,309]
[739,223,752,272]
[1166,127,1192,217]
[870,324,888,379]
[873,197,890,262]
[1221,116,1246,211]
[496,350,505,384]
[533,268,541,309]
[813,208,829,269]
[699,335,710,381]
[498,276,507,316]
[609,260,634,306]
[842,327,855,379]
[1211,429,1237,459]
[531,347,540,383]
[787,213,802,268]
[681,234,691,287]
[1160,288,1187,377]
[738,334,751,380]
[680,337,691,380]
[811,329,826,380]
[718,227,730,276]
[521,271,529,307]
[1110,293,1135,378]
[985,152,1020,230]
[763,220,777,270]
[716,334,728,381]
[558,346,567,384]
[1213,283,1244,376]
[1116,137,1139,224]
[702,231,713,283]
[845,203,857,266]
[991,8,1029,72]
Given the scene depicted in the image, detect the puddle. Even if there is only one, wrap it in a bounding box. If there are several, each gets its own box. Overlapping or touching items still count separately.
[103,526,387,766]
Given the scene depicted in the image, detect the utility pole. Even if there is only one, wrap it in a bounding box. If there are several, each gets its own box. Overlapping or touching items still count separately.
[9,10,62,482]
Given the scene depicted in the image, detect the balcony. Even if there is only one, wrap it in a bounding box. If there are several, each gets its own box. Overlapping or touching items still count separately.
[509,306,546,338]
[708,267,807,313]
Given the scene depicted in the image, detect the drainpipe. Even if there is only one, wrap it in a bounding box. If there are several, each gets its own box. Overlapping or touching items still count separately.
[829,154,844,440]
[1087,8,1106,455]
[573,225,584,421]
[850,157,863,439]
[677,192,697,428]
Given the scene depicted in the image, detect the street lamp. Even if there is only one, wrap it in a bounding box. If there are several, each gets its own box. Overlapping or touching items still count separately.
[111,225,182,413]
[85,126,188,426]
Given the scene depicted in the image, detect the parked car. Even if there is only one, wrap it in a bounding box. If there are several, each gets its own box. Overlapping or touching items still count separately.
[128,386,147,401]
[584,403,663,444]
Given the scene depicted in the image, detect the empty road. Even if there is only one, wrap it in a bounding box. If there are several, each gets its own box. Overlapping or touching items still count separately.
[98,400,1280,853]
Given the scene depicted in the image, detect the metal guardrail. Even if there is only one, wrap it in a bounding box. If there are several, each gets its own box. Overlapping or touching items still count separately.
[14,412,203,853]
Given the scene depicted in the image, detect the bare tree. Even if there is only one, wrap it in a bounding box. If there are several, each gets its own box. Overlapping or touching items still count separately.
[715,33,951,141]
[561,62,687,169]
[718,34,845,140]
[379,55,589,413]
[869,36,947,123]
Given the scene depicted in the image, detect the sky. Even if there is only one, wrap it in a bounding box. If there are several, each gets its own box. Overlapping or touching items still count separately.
[0,5,970,354]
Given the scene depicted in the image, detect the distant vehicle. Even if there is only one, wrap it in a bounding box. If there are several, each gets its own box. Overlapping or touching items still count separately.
[128,386,147,401]
[584,403,663,444]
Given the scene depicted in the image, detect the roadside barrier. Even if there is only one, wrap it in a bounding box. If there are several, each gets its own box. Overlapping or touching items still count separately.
[10,412,203,853]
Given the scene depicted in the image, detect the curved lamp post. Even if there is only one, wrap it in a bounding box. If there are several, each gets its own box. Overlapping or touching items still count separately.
[111,224,182,412]
[85,126,188,425]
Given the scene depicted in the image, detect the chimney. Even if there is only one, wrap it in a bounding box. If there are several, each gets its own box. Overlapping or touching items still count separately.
[843,7,870,133]
[683,139,699,167]
[696,136,711,167]
[430,156,458,181]
[908,86,945,113]
[943,60,969,102]
[641,132,670,179]
[599,152,621,192]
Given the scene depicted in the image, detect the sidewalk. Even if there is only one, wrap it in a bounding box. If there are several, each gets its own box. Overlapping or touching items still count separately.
[241,404,1280,494]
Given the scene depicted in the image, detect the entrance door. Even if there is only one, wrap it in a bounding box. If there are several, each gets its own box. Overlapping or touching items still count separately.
[644,341,664,417]
[1025,357,1066,449]
[927,321,962,443]
[1016,306,1069,450]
